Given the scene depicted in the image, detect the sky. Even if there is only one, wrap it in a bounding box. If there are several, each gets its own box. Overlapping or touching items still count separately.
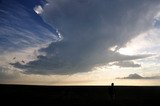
[0,0,160,85]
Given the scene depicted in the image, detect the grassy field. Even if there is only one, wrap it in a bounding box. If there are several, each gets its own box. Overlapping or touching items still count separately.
[0,84,160,106]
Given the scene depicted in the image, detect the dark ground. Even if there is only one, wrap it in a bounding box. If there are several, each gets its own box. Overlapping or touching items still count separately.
[0,84,160,106]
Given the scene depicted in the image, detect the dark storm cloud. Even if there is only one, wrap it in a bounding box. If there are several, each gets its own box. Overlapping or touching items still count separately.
[117,73,160,79]
[112,61,141,68]
[11,47,151,75]
[12,0,160,74]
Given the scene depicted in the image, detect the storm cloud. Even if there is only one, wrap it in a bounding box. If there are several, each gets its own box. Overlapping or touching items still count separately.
[112,61,141,68]
[12,0,160,74]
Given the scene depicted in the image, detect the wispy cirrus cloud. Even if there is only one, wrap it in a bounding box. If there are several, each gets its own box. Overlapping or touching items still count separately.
[0,0,58,54]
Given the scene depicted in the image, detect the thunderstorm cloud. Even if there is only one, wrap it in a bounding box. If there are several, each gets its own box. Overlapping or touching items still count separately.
[5,0,160,75]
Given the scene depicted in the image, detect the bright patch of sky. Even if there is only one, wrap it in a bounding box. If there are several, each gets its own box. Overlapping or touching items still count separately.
[34,5,43,14]
[118,11,160,55]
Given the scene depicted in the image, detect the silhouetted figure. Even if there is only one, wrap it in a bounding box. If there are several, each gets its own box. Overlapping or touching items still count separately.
[108,83,116,105]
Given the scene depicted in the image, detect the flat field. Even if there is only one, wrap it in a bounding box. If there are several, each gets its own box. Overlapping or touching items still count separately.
[0,84,159,106]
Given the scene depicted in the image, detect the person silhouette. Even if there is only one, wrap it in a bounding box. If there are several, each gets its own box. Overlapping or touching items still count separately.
[108,83,116,102]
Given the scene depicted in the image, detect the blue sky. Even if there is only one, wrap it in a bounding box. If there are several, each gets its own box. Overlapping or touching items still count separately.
[0,0,160,85]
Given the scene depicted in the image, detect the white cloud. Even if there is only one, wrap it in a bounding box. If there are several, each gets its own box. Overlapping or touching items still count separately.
[109,45,118,52]
[34,5,44,14]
